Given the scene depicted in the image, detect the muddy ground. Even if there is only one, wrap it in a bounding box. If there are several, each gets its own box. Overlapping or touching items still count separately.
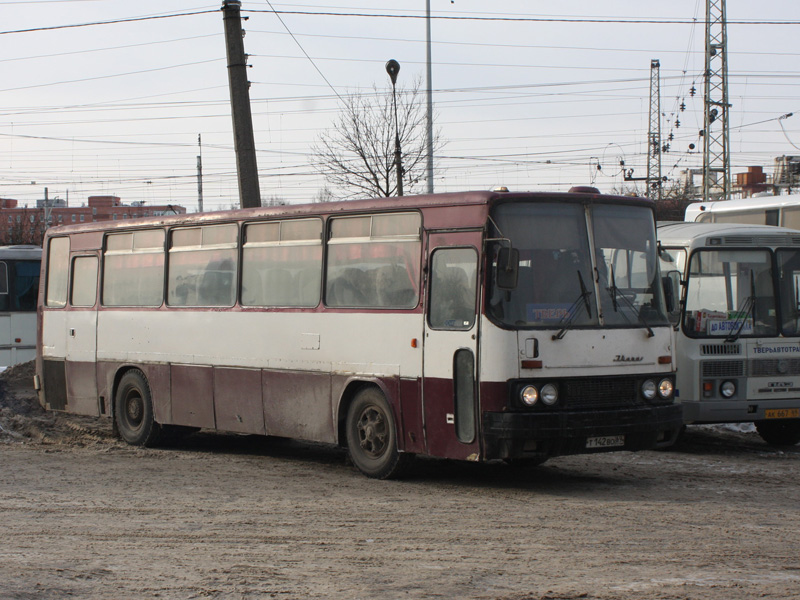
[1,362,799,600]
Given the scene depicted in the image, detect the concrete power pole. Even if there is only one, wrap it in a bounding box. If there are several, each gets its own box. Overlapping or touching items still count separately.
[425,0,434,194]
[222,0,261,209]
[197,134,204,213]
[703,0,731,201]
[646,59,662,201]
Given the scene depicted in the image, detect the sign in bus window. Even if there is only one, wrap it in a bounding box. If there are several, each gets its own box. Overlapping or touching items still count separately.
[429,248,477,330]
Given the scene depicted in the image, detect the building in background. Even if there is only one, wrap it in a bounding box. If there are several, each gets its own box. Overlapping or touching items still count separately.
[0,196,186,246]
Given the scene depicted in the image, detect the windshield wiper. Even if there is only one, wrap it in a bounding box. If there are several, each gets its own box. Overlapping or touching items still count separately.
[725,271,757,343]
[552,270,593,340]
[606,265,655,338]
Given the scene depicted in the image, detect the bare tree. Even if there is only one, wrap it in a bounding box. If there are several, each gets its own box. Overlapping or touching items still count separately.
[610,181,697,221]
[312,78,441,200]
[1,208,45,246]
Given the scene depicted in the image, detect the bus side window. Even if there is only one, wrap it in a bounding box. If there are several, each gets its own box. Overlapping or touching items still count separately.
[429,248,477,330]
[70,256,98,307]
[0,262,8,311]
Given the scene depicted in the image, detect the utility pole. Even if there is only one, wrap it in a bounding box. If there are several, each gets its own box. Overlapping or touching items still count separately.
[222,0,261,209]
[646,59,662,201]
[425,0,434,194]
[386,59,404,197]
[197,134,204,213]
[703,0,731,201]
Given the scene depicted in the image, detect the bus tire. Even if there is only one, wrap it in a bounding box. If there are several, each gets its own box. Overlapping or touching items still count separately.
[115,370,162,447]
[755,419,800,446]
[346,387,411,479]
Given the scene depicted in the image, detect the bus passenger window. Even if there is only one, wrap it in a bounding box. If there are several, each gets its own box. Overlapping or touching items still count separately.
[168,224,237,307]
[429,248,477,330]
[46,237,70,308]
[0,262,8,311]
[70,256,98,307]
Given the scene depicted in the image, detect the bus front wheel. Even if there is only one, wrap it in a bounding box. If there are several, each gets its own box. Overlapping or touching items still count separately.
[115,370,162,447]
[755,419,800,446]
[346,387,411,479]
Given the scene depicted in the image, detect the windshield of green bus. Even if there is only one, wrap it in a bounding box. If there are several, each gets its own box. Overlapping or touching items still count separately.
[487,201,668,329]
[683,249,777,338]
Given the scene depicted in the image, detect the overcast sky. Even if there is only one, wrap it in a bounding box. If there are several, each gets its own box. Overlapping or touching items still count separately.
[0,0,798,211]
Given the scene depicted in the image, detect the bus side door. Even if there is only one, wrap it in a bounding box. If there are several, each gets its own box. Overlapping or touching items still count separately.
[64,253,100,416]
[423,232,481,460]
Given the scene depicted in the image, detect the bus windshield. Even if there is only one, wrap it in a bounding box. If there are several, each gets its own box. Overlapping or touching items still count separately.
[488,201,668,329]
[683,249,777,338]
[776,248,800,336]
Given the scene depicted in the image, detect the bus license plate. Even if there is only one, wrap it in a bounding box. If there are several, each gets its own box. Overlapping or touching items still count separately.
[765,408,800,419]
[586,435,625,449]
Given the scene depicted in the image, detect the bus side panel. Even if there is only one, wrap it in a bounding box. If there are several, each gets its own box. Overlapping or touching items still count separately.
[65,361,100,416]
[171,364,215,429]
[263,369,334,443]
[399,377,425,454]
[42,358,67,411]
[213,367,265,435]
[479,381,508,413]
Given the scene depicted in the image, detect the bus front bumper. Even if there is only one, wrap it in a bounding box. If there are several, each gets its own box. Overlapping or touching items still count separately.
[482,404,684,460]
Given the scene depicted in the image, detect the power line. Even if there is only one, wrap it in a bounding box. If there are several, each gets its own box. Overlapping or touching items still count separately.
[246,10,800,26]
[0,9,219,36]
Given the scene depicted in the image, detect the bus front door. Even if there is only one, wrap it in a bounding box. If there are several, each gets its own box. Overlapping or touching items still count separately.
[423,234,481,460]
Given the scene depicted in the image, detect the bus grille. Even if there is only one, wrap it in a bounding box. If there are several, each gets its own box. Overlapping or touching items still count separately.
[562,377,641,409]
[701,360,745,378]
[750,358,800,377]
[700,343,742,356]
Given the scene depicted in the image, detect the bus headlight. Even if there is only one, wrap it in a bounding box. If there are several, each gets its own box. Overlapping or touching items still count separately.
[658,378,674,399]
[641,379,657,400]
[541,383,559,405]
[720,381,736,398]
[521,385,538,406]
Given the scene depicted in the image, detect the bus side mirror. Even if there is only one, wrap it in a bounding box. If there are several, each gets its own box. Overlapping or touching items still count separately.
[662,269,681,321]
[496,247,519,290]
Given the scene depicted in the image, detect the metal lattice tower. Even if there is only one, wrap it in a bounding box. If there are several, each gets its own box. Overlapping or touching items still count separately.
[703,0,731,201]
[647,59,662,201]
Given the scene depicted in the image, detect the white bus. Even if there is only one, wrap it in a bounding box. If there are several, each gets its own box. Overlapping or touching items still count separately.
[0,245,41,369]
[35,190,682,478]
[658,221,800,445]
[685,194,800,228]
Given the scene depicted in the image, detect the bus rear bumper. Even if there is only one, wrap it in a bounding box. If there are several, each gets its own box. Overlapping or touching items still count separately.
[482,404,684,460]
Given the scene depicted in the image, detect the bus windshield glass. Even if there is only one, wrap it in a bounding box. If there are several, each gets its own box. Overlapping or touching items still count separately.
[488,201,667,329]
[776,248,800,336]
[683,249,777,338]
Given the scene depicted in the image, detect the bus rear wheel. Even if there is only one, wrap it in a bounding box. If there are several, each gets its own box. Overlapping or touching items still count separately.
[115,370,162,447]
[346,387,411,479]
[755,419,800,446]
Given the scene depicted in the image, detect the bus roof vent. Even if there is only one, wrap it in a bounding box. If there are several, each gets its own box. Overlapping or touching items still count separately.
[491,186,510,193]
[568,186,600,194]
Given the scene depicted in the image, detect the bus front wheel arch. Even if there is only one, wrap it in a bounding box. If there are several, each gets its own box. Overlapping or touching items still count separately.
[114,369,162,447]
[345,386,412,479]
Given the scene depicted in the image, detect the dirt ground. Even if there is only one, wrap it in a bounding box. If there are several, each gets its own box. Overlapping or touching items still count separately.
[1,362,799,600]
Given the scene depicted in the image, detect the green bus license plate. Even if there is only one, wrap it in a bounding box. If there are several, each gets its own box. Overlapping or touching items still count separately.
[586,435,625,449]
[765,408,800,419]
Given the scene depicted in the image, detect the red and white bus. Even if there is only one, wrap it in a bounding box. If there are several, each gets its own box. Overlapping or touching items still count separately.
[35,189,682,478]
